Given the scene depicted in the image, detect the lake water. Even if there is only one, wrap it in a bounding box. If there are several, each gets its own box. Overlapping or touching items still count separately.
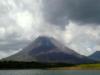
[0,70,100,75]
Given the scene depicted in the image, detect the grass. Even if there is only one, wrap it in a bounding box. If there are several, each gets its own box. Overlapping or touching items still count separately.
[49,63,100,70]
[78,64,100,70]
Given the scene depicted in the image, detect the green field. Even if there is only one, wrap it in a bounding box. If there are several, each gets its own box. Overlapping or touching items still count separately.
[77,64,100,69]
[49,63,100,70]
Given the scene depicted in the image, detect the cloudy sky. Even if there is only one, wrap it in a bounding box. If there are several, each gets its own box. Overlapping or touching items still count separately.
[0,0,100,58]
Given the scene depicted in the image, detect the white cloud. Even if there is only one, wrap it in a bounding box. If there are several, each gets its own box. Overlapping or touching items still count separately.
[16,11,33,28]
[0,0,64,59]
[63,22,100,56]
[0,0,100,58]
[0,49,22,59]
[0,27,6,39]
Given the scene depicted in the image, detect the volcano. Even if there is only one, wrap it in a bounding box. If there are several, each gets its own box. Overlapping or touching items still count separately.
[3,36,94,64]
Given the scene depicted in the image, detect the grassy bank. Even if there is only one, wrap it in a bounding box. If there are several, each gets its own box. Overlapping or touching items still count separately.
[49,63,100,70]
[78,64,100,70]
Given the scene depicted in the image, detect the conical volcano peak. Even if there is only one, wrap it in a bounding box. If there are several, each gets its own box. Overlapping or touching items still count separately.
[35,36,52,42]
[35,36,56,42]
[34,36,56,47]
[33,36,77,54]
[36,36,52,40]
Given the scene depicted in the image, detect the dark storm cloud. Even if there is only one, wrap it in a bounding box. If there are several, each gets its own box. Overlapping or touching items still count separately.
[42,0,100,26]
[0,39,30,52]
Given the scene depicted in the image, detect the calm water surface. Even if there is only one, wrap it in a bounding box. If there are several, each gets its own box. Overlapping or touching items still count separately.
[0,70,100,75]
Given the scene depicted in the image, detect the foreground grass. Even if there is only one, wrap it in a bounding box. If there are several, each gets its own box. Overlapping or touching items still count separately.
[78,64,100,70]
[49,64,100,70]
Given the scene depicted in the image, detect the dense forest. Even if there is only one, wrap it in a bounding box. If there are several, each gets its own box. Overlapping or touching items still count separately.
[0,61,76,69]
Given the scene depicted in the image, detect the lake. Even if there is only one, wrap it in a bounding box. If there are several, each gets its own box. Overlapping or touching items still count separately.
[0,70,100,75]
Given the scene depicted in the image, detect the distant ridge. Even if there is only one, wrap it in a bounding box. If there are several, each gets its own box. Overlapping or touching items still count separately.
[89,51,100,61]
[3,36,95,64]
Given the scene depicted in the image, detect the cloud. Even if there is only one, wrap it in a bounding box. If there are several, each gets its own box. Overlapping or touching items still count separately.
[41,0,100,56]
[42,0,100,26]
[0,49,21,59]
[0,0,100,58]
[0,0,65,58]
[62,22,100,56]
[0,0,39,58]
